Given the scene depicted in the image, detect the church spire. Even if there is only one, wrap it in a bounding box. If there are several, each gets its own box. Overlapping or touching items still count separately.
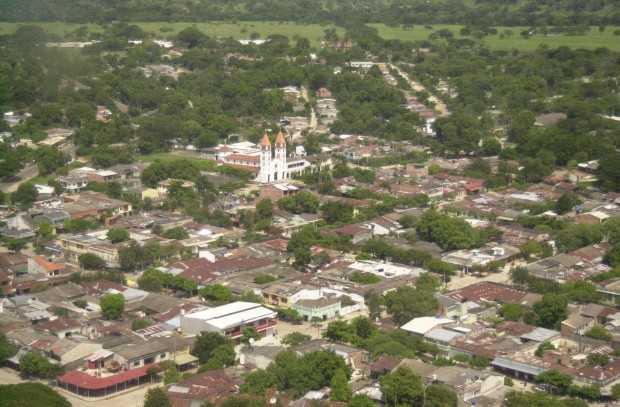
[275,131,286,147]
[260,132,271,150]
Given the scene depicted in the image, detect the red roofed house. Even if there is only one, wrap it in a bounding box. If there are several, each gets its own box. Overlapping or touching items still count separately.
[58,362,156,398]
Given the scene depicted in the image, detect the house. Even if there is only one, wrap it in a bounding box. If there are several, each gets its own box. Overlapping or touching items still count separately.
[293,340,369,372]
[96,106,112,122]
[180,301,277,340]
[400,316,455,336]
[111,338,180,370]
[167,370,239,407]
[293,297,341,321]
[561,313,596,336]
[60,233,124,269]
[27,256,66,279]
[47,338,103,366]
[239,345,283,369]
[396,359,504,402]
[329,224,372,244]
[62,191,132,220]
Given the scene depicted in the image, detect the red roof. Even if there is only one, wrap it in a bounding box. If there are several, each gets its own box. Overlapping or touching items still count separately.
[32,256,65,272]
[275,131,286,147]
[260,133,271,148]
[58,364,156,390]
[226,153,259,162]
[263,238,289,252]
[448,282,527,304]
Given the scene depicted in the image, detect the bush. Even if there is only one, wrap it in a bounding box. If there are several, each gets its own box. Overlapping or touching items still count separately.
[0,382,71,407]
[349,271,381,284]
[253,274,278,284]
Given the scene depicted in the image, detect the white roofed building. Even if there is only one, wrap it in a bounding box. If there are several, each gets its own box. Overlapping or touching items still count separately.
[180,301,277,340]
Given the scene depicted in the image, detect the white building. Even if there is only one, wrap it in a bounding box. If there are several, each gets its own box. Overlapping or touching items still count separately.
[216,133,310,184]
[180,301,277,339]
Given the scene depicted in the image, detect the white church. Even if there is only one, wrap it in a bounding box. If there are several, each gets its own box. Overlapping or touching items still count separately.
[214,131,310,184]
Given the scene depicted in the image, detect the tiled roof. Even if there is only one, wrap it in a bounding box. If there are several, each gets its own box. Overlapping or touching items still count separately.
[58,364,156,390]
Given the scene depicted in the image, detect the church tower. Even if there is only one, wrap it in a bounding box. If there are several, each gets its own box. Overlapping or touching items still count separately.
[274,131,287,181]
[258,132,272,183]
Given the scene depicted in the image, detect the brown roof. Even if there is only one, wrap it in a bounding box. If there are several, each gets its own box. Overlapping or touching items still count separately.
[167,369,238,405]
[448,282,528,304]
[275,131,286,147]
[35,318,81,334]
[370,355,401,374]
[32,256,65,272]
[173,256,273,283]
[226,153,259,162]
[260,133,271,148]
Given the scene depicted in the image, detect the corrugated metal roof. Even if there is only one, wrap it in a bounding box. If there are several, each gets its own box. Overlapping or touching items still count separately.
[491,357,545,376]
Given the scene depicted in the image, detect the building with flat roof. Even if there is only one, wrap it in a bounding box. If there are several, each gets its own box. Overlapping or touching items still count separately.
[180,301,277,340]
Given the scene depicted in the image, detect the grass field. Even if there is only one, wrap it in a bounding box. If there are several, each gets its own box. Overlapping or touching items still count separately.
[371,24,620,51]
[138,151,216,171]
[0,21,340,46]
[1,21,617,51]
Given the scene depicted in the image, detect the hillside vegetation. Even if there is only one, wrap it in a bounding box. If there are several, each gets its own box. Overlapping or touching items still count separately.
[1,0,619,26]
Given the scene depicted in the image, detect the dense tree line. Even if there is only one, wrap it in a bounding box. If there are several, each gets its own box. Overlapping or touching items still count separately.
[2,0,620,26]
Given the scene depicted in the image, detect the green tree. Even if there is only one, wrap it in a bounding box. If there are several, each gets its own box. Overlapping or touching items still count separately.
[162,227,189,240]
[282,332,311,346]
[587,353,609,366]
[11,182,37,207]
[347,395,375,407]
[330,369,351,402]
[100,293,125,320]
[535,341,555,357]
[598,151,620,192]
[585,325,612,341]
[532,294,567,329]
[612,383,620,401]
[19,351,62,378]
[241,326,260,344]
[293,246,312,270]
[425,383,457,407]
[0,333,17,363]
[191,332,232,364]
[555,192,581,215]
[132,318,154,331]
[380,366,424,406]
[199,284,233,304]
[177,27,207,48]
[510,267,529,285]
[537,369,572,394]
[322,201,354,224]
[256,198,274,221]
[384,286,439,325]
[501,303,525,321]
[163,365,181,384]
[78,253,107,270]
[107,228,130,243]
[240,370,278,395]
[144,387,171,407]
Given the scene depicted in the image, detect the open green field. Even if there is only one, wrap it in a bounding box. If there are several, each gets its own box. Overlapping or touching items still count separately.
[1,21,617,51]
[138,151,216,171]
[0,21,340,46]
[371,23,620,51]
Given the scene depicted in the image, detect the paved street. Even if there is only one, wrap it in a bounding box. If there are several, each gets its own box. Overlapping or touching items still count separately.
[0,163,38,193]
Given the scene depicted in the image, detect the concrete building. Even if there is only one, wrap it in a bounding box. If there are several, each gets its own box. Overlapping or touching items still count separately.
[180,301,277,340]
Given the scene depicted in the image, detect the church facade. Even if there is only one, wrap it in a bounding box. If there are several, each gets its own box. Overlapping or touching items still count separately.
[257,132,287,184]
[215,131,310,184]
